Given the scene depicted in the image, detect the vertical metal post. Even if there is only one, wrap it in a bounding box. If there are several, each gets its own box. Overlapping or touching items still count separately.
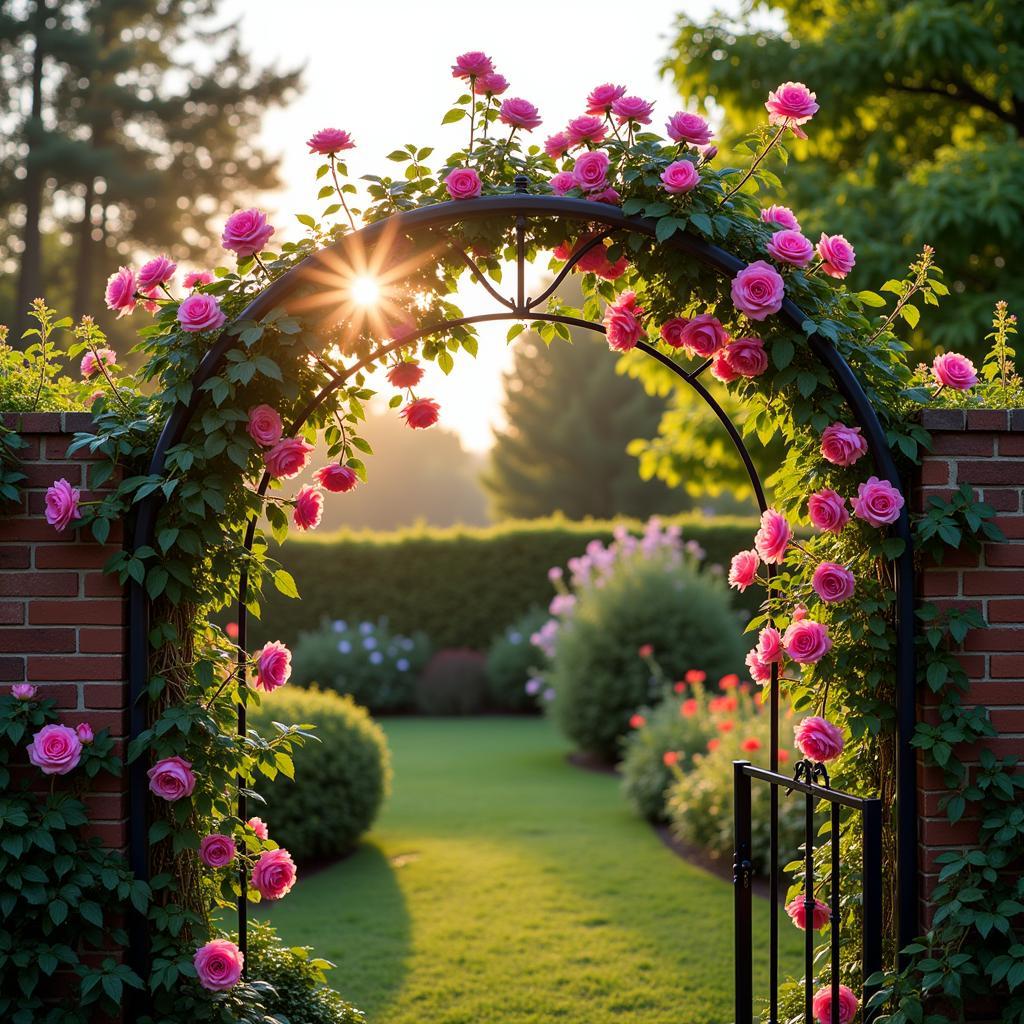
[733,761,753,1024]
[804,790,816,1024]
[769,660,779,1024]
[862,800,884,1023]
[236,568,249,968]
[830,803,841,1024]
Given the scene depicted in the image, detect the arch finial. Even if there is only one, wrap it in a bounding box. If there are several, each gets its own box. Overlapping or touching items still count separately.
[513,174,530,194]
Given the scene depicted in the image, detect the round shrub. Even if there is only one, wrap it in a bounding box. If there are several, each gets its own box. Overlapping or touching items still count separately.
[250,687,390,863]
[548,557,746,760]
[291,617,430,712]
[485,606,549,712]
[415,649,489,715]
[246,920,365,1023]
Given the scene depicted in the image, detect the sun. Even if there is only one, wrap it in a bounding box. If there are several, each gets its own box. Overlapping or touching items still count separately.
[351,275,380,306]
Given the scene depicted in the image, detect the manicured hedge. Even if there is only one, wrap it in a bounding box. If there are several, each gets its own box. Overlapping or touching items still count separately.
[252,514,760,652]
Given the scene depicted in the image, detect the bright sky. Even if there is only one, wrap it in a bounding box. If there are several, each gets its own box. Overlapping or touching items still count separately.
[227,0,727,451]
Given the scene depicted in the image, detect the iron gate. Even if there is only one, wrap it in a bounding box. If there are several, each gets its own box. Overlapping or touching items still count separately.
[733,759,883,1024]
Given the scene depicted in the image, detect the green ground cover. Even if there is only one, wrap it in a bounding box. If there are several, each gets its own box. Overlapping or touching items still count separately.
[261,716,800,1023]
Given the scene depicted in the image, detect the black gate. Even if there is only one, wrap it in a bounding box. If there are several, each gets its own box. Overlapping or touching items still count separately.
[733,760,883,1024]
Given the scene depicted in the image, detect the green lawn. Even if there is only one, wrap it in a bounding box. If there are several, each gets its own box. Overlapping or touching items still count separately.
[260,716,799,1023]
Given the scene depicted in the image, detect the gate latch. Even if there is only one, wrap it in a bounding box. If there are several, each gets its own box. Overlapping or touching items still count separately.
[733,851,753,889]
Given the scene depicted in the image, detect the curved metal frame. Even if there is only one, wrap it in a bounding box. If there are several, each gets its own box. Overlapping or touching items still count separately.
[127,192,917,977]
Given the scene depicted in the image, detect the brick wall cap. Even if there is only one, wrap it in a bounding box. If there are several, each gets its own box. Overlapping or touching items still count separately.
[0,411,96,434]
[919,408,1024,433]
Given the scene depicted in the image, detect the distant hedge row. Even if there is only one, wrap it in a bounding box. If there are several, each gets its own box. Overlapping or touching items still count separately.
[251,514,761,651]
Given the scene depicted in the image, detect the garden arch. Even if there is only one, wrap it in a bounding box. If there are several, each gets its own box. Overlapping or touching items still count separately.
[127,185,918,1007]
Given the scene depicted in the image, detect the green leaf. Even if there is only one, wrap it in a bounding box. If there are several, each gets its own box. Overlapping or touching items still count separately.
[273,569,300,600]
[441,109,466,124]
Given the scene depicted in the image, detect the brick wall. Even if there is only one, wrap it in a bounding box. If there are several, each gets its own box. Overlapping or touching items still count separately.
[915,408,1024,934]
[0,411,127,850]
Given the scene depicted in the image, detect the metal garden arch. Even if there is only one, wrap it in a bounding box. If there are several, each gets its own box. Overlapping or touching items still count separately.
[128,183,917,1017]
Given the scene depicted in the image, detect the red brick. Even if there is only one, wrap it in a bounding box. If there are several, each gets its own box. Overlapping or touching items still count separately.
[17,413,63,433]
[81,822,127,848]
[0,627,76,653]
[0,545,30,569]
[964,570,1024,596]
[79,628,124,654]
[920,460,952,485]
[0,601,24,624]
[83,793,127,819]
[28,682,80,708]
[62,709,124,734]
[989,708,1024,733]
[988,599,1024,623]
[84,572,123,597]
[28,655,122,681]
[979,488,1021,511]
[954,653,986,677]
[966,410,1010,431]
[83,682,127,708]
[0,519,68,542]
[964,627,1024,652]
[921,817,980,845]
[991,655,1024,679]
[920,571,959,596]
[931,434,996,456]
[22,462,82,488]
[994,515,1024,539]
[1000,435,1024,456]
[30,598,123,625]
[0,656,25,681]
[967,681,1024,703]
[35,544,118,570]
[984,543,1024,567]
[0,572,78,597]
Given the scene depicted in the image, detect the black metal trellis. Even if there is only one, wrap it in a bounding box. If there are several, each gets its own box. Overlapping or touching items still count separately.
[733,760,883,1024]
[125,189,916,1005]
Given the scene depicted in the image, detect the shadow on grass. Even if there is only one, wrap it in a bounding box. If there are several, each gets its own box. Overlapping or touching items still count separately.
[256,841,411,1018]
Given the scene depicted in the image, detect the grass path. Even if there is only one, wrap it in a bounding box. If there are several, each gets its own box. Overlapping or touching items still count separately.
[261,716,799,1023]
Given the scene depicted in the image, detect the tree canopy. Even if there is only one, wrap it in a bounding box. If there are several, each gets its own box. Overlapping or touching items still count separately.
[663,0,1024,353]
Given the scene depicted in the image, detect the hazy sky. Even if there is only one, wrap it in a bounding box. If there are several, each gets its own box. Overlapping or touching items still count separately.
[227,0,727,451]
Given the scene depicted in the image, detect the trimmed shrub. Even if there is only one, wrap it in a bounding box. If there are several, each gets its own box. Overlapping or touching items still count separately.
[415,649,489,715]
[547,547,746,760]
[246,920,365,1023]
[291,617,430,713]
[485,606,549,712]
[252,514,760,651]
[250,687,390,863]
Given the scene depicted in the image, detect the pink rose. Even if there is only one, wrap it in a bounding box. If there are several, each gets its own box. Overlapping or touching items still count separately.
[138,255,176,292]
[766,229,814,267]
[756,626,783,663]
[765,82,819,127]
[660,160,700,194]
[401,397,441,429]
[221,208,275,258]
[852,476,905,527]
[665,111,712,146]
[820,422,867,466]
[587,186,620,206]
[786,896,831,931]
[793,604,809,622]
[754,508,791,564]
[544,132,571,159]
[264,437,314,480]
[451,51,493,80]
[293,485,323,532]
[246,405,283,448]
[177,293,226,333]
[255,640,291,692]
[745,649,772,684]
[572,150,610,193]
[199,833,237,868]
[710,350,739,382]
[783,620,832,664]
[80,348,116,379]
[550,171,577,196]
[11,684,37,700]
[194,939,244,992]
[816,233,856,278]
[147,755,196,801]
[586,83,626,115]
[728,550,760,592]
[499,97,542,132]
[932,352,977,391]
[812,562,855,603]
[663,315,728,358]
[565,115,607,147]
[27,723,82,775]
[699,143,718,163]
[445,167,482,200]
[306,128,355,155]
[247,817,269,840]
[603,291,644,352]
[475,72,509,96]
[388,360,424,390]
[252,847,297,901]
[807,489,849,533]
[575,240,611,274]
[45,478,81,532]
[611,95,654,125]
[315,464,359,494]
[731,261,785,321]
[75,722,94,745]
[183,270,213,289]
[795,716,845,763]
[104,267,137,318]
[812,984,858,1024]
[722,336,768,378]
[761,205,800,231]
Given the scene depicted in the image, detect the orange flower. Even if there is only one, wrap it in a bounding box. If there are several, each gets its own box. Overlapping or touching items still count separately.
[741,737,761,752]
[662,750,680,767]
[673,681,686,694]
[680,698,699,718]
[707,738,721,752]
[718,720,735,733]
[684,669,706,684]
[629,713,646,729]
[719,673,740,689]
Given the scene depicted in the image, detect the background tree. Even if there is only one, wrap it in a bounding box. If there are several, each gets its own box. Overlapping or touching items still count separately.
[483,327,687,520]
[663,0,1024,353]
[0,0,300,338]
